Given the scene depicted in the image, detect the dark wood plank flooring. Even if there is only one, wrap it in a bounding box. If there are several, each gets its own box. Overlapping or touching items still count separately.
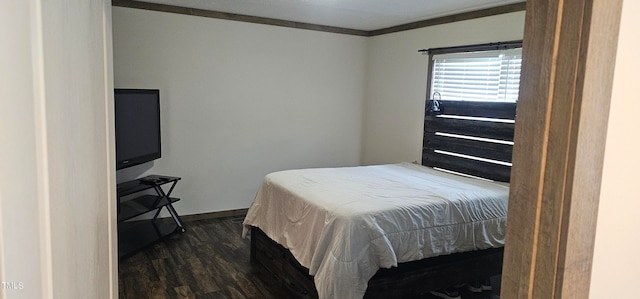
[118,216,501,299]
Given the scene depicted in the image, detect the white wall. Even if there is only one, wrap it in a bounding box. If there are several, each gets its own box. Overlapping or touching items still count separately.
[111,8,527,214]
[362,12,526,165]
[112,7,367,215]
[0,0,116,298]
[590,1,640,297]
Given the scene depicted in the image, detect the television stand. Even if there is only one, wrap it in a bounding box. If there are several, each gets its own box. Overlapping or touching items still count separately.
[116,174,185,259]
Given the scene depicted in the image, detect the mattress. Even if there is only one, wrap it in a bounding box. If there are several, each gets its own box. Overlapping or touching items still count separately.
[242,162,509,299]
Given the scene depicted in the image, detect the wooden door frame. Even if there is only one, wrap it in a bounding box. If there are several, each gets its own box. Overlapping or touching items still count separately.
[502,0,623,297]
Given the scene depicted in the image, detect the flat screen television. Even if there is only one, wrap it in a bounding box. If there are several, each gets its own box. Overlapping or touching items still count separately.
[114,89,161,170]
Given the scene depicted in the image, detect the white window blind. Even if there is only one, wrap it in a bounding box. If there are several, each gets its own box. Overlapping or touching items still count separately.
[430,48,522,102]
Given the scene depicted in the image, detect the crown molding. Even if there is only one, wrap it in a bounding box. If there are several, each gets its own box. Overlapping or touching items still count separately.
[111,0,526,37]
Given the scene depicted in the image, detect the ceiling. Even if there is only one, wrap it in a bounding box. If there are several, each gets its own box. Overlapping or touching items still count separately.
[137,0,524,31]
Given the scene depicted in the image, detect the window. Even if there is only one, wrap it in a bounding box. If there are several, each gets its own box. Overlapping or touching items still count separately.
[425,41,522,103]
[420,41,522,181]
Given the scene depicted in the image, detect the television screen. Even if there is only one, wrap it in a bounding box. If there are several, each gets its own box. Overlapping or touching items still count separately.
[114,89,161,170]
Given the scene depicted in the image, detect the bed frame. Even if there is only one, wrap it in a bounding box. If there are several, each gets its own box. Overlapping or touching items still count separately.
[250,99,517,298]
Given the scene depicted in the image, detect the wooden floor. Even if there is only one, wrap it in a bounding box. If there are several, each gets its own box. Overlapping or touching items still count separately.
[118,216,501,299]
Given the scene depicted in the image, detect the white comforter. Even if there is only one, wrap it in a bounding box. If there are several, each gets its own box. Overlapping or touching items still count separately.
[242,163,509,299]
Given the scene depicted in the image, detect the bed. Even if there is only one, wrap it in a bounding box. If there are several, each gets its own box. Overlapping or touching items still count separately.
[243,100,516,298]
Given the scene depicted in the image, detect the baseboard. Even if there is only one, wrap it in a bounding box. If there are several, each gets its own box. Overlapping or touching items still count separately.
[180,208,248,222]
